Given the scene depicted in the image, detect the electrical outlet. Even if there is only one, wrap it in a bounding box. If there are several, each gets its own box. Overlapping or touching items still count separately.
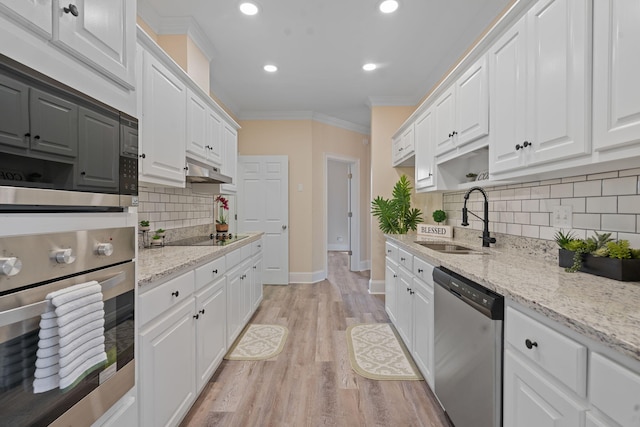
[552,205,573,229]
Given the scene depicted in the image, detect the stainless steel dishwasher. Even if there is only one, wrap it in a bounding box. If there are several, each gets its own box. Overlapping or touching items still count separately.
[433,267,504,427]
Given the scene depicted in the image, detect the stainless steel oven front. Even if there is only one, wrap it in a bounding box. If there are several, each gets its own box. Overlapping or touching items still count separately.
[0,227,135,426]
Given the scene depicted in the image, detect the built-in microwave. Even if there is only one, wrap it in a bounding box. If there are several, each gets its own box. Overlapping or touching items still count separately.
[0,54,138,211]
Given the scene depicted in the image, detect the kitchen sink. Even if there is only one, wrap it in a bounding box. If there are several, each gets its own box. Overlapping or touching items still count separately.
[414,242,486,254]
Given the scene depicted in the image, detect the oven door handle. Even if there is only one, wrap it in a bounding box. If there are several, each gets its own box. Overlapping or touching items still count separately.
[0,271,127,328]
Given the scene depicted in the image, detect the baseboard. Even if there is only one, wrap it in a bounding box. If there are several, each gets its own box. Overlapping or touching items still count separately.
[289,270,326,284]
[368,279,385,294]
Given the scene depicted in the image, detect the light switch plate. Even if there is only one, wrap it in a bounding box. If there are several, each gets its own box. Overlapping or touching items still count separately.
[552,205,573,229]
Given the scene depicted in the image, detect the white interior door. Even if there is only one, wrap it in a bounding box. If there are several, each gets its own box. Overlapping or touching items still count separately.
[238,156,289,285]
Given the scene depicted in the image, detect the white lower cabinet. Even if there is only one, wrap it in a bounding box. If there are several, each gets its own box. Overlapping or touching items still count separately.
[250,239,264,311]
[504,349,586,427]
[140,297,196,427]
[385,240,435,388]
[138,239,264,427]
[505,302,640,427]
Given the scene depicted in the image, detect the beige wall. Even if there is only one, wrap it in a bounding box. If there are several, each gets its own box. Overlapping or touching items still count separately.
[238,120,314,276]
[370,105,418,283]
[311,121,371,273]
[238,119,370,280]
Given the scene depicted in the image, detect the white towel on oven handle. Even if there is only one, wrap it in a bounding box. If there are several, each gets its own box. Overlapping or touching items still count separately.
[33,280,106,394]
[59,335,105,368]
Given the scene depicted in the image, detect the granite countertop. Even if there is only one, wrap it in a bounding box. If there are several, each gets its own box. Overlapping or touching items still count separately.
[137,233,263,287]
[386,233,640,363]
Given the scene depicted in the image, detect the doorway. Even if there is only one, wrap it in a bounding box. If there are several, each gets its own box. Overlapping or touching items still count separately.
[325,155,360,275]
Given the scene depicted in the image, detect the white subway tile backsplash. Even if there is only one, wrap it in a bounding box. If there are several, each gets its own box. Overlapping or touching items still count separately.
[550,183,573,198]
[602,177,638,196]
[574,180,601,197]
[531,185,550,199]
[500,189,516,200]
[572,213,601,230]
[506,223,522,236]
[561,175,587,183]
[530,212,550,226]
[494,200,507,211]
[539,199,561,212]
[561,198,586,213]
[522,225,539,238]
[514,187,531,199]
[506,200,522,211]
[522,200,540,212]
[588,171,618,180]
[514,212,531,224]
[619,168,640,177]
[601,214,636,233]
[539,226,557,240]
[586,196,617,214]
[500,212,514,223]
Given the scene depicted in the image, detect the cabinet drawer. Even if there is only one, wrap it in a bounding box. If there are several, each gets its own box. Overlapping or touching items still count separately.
[413,257,434,286]
[398,247,413,271]
[194,256,226,291]
[385,242,398,262]
[589,352,640,427]
[241,243,252,261]
[251,239,263,255]
[505,306,587,396]
[139,271,195,325]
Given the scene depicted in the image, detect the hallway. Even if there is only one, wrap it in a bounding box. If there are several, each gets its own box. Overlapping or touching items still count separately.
[180,252,449,426]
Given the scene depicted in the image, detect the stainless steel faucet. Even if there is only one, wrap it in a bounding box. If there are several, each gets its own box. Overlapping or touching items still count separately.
[461,186,496,247]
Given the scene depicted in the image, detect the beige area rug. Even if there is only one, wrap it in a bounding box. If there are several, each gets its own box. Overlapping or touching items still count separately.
[224,324,288,361]
[346,323,423,381]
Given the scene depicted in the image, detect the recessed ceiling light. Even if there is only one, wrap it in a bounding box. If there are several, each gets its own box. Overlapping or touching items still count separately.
[239,2,259,16]
[379,0,399,13]
[264,64,278,72]
[363,63,377,71]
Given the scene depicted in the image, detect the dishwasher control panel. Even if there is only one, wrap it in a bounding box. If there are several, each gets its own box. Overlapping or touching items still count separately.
[433,267,504,319]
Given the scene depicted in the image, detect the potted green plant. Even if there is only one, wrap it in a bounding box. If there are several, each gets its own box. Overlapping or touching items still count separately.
[555,230,640,281]
[155,228,166,237]
[371,175,423,234]
[432,209,447,224]
[465,172,478,182]
[151,234,163,245]
[139,220,150,232]
[215,195,229,232]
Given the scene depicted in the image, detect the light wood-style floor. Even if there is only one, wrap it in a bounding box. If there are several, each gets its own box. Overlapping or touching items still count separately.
[180,251,450,427]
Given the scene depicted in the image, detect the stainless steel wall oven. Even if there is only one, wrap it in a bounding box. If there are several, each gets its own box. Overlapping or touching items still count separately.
[0,54,138,211]
[0,227,135,426]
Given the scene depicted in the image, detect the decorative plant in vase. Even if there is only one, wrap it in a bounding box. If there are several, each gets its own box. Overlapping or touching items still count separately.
[554,230,640,281]
[139,220,150,231]
[371,175,423,234]
[215,195,229,232]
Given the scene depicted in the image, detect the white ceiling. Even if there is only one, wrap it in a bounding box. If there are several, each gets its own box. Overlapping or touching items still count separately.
[138,0,512,133]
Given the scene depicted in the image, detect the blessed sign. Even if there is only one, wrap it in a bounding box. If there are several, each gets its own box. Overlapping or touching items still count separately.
[417,223,453,238]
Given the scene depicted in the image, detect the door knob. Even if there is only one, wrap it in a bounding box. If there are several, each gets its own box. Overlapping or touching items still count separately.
[282,225,287,230]
[63,4,79,16]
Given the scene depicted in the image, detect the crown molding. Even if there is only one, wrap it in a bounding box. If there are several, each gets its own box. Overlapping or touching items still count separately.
[367,95,420,107]
[238,111,370,135]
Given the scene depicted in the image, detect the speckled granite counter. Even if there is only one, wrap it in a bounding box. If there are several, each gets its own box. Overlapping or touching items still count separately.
[137,233,263,287]
[387,233,640,363]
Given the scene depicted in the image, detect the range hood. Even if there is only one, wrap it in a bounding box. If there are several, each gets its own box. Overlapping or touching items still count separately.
[185,161,232,184]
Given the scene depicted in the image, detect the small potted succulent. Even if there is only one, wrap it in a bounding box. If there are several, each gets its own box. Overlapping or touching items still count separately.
[555,230,640,281]
[432,209,447,225]
[155,228,166,237]
[465,172,478,182]
[139,220,150,232]
[151,234,163,246]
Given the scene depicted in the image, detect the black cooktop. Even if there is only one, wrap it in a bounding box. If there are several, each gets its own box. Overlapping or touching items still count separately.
[164,234,249,247]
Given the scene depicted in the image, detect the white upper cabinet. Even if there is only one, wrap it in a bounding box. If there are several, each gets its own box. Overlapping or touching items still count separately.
[592,0,640,152]
[220,124,238,193]
[434,54,489,158]
[414,107,436,190]
[490,0,591,175]
[186,88,208,162]
[392,124,415,166]
[52,0,135,89]
[0,0,52,38]
[206,108,223,166]
[139,49,187,187]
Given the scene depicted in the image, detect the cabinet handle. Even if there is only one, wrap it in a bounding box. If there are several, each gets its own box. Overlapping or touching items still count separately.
[171,291,179,297]
[193,314,199,320]
[199,309,205,315]
[63,3,79,16]
[515,141,532,151]
[24,133,30,137]
[400,257,405,261]
[212,269,218,274]
[253,266,256,269]
[80,171,86,175]
[184,166,189,171]
[387,249,391,253]
[410,290,415,295]
[139,153,146,158]
[406,287,411,292]
[525,339,538,349]
[393,274,397,278]
[33,135,40,140]
[418,268,423,273]
[205,145,212,150]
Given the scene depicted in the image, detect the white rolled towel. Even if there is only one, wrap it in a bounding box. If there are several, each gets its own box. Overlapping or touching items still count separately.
[33,374,59,394]
[59,352,107,391]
